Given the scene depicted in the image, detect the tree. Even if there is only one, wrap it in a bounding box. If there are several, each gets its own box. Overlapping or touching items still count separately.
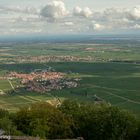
[14,102,74,139]
[0,109,22,136]
[60,100,138,140]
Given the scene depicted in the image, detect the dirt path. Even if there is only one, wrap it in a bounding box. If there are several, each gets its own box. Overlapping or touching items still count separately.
[0,89,5,95]
[19,96,37,102]
[7,79,15,90]
[105,91,140,105]
[93,85,140,105]
[26,96,41,102]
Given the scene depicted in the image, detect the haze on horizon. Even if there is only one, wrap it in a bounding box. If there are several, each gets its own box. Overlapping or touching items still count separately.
[0,0,140,36]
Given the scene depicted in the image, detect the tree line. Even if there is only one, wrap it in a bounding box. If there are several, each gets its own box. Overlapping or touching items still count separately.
[0,100,140,140]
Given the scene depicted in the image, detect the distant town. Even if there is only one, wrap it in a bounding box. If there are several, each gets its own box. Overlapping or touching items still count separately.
[2,68,80,93]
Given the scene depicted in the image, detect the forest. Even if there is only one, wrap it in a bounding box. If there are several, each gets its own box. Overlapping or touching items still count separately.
[0,100,140,140]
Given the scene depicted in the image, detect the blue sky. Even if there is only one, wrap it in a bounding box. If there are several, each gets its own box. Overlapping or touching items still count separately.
[0,0,140,35]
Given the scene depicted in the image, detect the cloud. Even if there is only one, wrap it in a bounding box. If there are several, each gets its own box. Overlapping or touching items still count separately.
[64,22,74,26]
[73,6,93,18]
[0,5,38,14]
[91,6,140,31]
[92,23,105,31]
[133,24,140,29]
[101,7,128,22]
[128,6,140,20]
[9,28,42,34]
[101,6,140,22]
[87,21,105,31]
[1,1,140,35]
[40,1,69,20]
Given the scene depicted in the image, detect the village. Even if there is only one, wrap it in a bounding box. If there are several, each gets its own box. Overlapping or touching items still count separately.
[4,55,92,64]
[7,69,80,93]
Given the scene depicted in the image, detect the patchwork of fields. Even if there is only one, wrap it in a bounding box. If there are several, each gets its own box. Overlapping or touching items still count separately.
[0,62,140,117]
[0,40,140,117]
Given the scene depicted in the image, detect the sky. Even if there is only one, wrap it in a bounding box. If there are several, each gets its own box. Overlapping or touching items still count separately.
[0,0,140,36]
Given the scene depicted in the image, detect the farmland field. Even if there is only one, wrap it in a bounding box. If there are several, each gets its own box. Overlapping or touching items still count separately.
[0,36,140,118]
[0,80,12,91]
[0,62,140,117]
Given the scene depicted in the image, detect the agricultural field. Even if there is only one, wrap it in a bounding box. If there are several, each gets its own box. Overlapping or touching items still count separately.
[0,39,140,117]
[0,80,12,91]
[0,62,140,117]
[0,39,140,64]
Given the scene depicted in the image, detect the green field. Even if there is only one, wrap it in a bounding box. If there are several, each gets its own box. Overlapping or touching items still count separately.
[39,62,140,117]
[0,40,140,117]
[0,42,140,63]
[0,92,56,112]
[0,80,12,91]
[0,62,140,117]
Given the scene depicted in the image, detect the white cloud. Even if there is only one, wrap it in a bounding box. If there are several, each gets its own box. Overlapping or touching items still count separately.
[1,1,140,35]
[73,6,82,15]
[92,23,105,31]
[101,6,140,23]
[91,6,140,31]
[40,1,69,20]
[73,6,93,18]
[133,24,140,29]
[128,6,140,20]
[102,8,127,22]
[64,22,74,26]
[8,28,42,35]
[0,5,38,14]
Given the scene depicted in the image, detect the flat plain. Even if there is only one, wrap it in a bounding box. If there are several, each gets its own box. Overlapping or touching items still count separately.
[0,38,140,117]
